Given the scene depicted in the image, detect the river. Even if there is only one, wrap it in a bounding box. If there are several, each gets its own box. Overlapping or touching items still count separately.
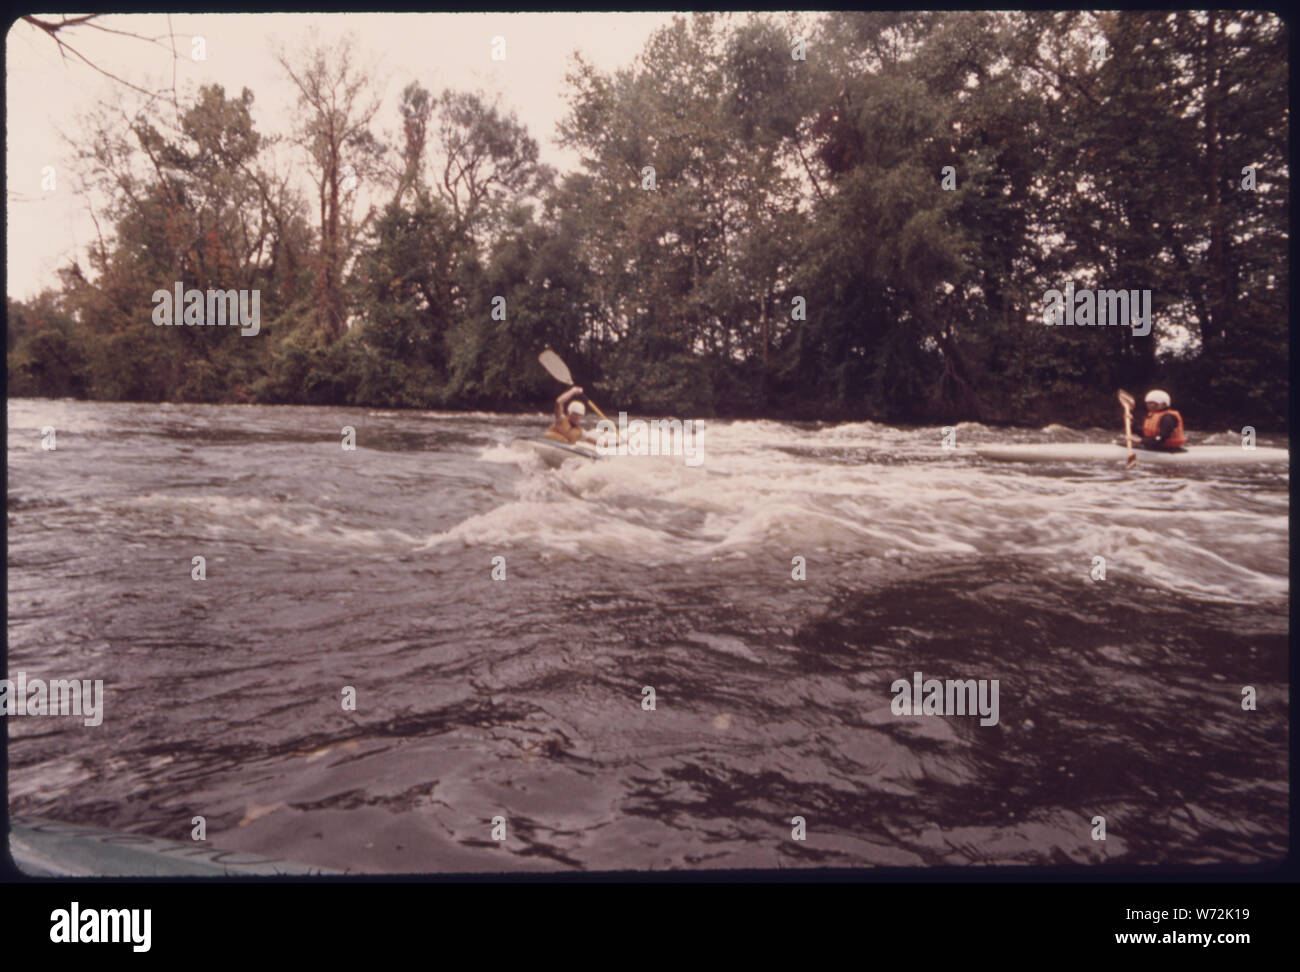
[6,398,1289,871]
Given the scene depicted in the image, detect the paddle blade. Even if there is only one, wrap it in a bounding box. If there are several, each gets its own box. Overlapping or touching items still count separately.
[538,350,573,386]
[1119,389,1137,467]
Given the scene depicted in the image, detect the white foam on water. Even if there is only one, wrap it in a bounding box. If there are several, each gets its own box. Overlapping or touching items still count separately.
[104,492,424,549]
[447,418,1288,602]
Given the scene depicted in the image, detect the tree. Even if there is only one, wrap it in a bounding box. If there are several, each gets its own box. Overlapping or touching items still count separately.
[275,33,385,341]
[433,89,552,250]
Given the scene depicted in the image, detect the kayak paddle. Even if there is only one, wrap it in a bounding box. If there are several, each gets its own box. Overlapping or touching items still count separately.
[1118,390,1138,468]
[538,350,611,422]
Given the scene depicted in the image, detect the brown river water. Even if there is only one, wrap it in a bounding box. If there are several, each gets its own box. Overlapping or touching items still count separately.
[5,399,1289,871]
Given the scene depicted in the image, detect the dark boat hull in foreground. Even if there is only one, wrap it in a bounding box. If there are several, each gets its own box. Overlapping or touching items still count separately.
[9,816,338,876]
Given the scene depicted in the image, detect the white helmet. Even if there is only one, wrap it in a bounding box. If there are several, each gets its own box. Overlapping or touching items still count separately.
[567,400,586,416]
[1144,389,1171,408]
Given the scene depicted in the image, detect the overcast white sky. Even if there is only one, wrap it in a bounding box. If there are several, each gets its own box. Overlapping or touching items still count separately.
[6,12,691,301]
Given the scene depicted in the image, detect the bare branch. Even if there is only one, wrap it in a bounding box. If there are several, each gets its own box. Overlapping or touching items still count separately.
[21,15,167,99]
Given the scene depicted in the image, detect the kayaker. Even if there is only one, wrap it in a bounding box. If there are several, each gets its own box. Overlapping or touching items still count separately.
[1139,389,1186,451]
[545,386,588,444]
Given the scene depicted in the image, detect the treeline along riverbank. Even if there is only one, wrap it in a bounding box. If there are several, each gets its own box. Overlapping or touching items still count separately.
[6,12,1288,431]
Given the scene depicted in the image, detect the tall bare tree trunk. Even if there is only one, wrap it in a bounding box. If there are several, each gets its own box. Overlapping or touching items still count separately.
[1203,10,1226,356]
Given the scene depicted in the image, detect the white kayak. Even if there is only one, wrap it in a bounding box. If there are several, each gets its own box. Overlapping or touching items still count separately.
[513,437,600,469]
[975,443,1289,466]
[9,816,338,876]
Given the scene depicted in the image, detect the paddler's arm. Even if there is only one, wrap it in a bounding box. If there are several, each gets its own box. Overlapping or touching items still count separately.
[555,386,583,422]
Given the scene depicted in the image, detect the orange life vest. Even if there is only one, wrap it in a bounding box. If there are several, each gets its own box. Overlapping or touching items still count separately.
[1142,408,1185,448]
[545,419,583,444]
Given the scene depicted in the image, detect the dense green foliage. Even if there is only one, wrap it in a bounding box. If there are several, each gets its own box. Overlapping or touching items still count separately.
[8,12,1289,429]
